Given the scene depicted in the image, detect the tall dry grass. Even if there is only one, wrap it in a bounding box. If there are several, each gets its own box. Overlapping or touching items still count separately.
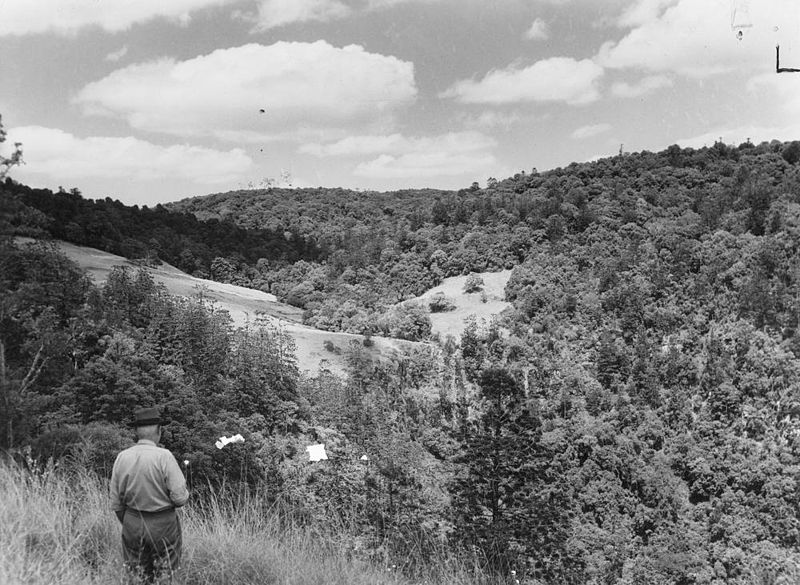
[0,464,495,585]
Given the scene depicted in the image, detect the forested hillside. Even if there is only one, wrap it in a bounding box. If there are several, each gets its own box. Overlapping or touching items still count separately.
[3,138,800,583]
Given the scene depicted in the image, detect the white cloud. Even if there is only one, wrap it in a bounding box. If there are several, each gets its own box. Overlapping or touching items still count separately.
[525,18,549,40]
[571,123,612,139]
[248,0,441,29]
[611,74,672,98]
[105,46,129,63]
[616,0,678,28]
[0,0,239,36]
[597,0,799,78]
[252,0,351,30]
[300,133,409,156]
[302,130,495,157]
[75,42,417,141]
[458,110,527,130]
[441,57,604,105]
[301,131,499,179]
[5,126,252,184]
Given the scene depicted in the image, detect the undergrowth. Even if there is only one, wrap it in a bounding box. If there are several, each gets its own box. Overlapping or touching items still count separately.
[0,463,495,585]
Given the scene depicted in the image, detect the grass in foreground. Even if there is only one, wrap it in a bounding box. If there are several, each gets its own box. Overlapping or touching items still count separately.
[0,463,494,585]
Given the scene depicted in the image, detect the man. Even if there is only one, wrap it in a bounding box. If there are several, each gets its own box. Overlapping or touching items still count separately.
[110,406,190,582]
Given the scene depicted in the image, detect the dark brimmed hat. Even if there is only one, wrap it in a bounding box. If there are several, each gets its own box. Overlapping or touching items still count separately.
[130,406,168,427]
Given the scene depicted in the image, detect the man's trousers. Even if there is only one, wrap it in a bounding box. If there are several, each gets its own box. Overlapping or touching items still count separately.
[121,508,182,582]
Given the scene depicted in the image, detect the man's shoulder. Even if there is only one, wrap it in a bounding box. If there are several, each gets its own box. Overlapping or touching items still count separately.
[116,442,171,459]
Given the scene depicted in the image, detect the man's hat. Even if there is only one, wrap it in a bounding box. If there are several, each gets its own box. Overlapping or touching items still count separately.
[130,406,168,427]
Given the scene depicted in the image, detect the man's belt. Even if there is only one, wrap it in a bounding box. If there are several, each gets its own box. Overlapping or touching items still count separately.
[126,507,175,516]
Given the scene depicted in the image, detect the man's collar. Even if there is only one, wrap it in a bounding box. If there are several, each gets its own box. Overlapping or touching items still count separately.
[137,439,157,446]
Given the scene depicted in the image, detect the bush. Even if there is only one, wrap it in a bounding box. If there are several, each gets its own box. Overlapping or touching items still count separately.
[428,293,456,313]
[463,273,484,293]
[782,141,800,165]
[32,423,132,478]
[323,339,341,354]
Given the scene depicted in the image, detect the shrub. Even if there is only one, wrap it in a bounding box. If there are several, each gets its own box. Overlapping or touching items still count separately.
[32,423,132,478]
[428,293,456,313]
[782,141,800,165]
[323,339,341,354]
[463,273,484,293]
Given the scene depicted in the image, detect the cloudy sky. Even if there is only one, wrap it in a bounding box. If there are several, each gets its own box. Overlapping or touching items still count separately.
[2,0,800,206]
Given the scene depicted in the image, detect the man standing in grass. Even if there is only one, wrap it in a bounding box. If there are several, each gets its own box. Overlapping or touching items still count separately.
[111,406,190,582]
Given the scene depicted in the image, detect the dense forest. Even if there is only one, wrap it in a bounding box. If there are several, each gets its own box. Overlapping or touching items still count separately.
[3,136,800,583]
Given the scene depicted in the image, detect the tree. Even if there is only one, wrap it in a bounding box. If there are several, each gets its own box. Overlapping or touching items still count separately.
[0,241,90,448]
[463,273,485,293]
[782,141,800,165]
[450,368,562,577]
[0,114,23,180]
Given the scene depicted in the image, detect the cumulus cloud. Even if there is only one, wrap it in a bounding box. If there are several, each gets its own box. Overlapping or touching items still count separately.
[615,0,679,28]
[301,131,499,179]
[0,0,239,36]
[597,0,798,78]
[611,74,672,98]
[571,123,612,139]
[252,0,351,30]
[441,57,604,105]
[6,126,252,184]
[525,18,550,40]
[75,42,417,141]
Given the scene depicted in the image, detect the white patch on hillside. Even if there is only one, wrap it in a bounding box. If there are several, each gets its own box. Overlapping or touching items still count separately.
[409,270,513,339]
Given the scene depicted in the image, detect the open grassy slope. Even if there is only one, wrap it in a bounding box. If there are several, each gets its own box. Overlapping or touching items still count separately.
[405,270,512,339]
[26,239,427,375]
[22,239,512,373]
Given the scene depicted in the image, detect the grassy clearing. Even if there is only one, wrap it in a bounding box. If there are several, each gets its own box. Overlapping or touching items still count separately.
[0,464,494,585]
[409,270,513,339]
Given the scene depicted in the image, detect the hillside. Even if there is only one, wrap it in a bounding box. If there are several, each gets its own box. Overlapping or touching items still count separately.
[22,238,425,375]
[4,139,800,583]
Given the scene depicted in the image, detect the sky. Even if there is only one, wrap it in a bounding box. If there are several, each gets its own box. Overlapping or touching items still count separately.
[2,0,800,206]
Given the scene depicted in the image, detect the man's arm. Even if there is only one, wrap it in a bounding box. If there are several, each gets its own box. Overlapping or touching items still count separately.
[109,453,128,520]
[163,453,190,508]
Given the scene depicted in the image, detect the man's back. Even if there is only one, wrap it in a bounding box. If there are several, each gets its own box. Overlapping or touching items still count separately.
[111,440,189,513]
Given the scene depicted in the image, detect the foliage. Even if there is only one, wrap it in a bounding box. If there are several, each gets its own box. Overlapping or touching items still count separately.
[428,292,456,313]
[2,464,494,585]
[5,138,800,582]
[463,273,485,293]
[0,115,23,180]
